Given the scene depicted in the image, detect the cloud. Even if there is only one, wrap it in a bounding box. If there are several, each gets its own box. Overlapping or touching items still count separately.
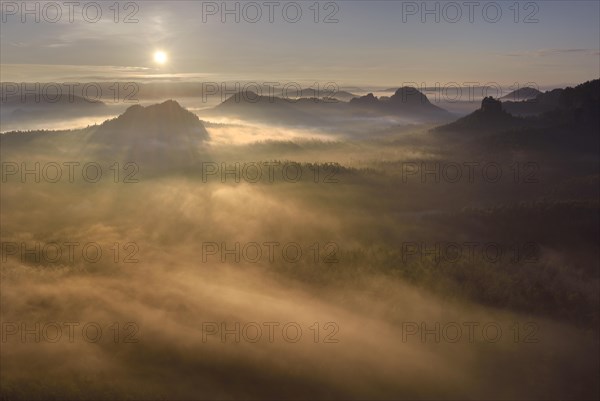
[504,48,600,57]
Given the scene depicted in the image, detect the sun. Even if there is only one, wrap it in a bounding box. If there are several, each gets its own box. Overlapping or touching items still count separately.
[153,51,167,65]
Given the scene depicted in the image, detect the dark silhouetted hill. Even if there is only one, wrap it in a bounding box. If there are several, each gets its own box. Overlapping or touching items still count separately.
[350,93,379,106]
[349,87,451,121]
[502,80,599,118]
[96,100,208,140]
[434,96,531,133]
[212,87,451,126]
[433,80,599,156]
[213,91,333,125]
[89,100,209,170]
[292,88,357,102]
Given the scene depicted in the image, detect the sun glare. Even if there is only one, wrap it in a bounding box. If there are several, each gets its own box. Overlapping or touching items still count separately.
[154,51,167,65]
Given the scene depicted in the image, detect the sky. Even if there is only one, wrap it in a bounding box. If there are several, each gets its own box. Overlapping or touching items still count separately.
[1,0,599,88]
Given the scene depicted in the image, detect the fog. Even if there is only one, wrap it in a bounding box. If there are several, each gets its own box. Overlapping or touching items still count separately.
[2,180,598,400]
[2,104,599,399]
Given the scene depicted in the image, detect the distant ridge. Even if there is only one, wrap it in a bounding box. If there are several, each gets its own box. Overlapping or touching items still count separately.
[212,86,451,125]
[213,91,336,125]
[502,80,599,117]
[434,79,599,137]
[349,87,451,120]
[500,87,542,101]
[1,94,105,107]
[434,96,530,133]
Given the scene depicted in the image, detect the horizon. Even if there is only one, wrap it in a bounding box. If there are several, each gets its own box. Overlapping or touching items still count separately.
[1,1,599,86]
[2,77,597,133]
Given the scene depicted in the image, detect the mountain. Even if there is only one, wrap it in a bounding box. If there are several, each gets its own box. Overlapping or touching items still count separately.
[95,100,208,139]
[0,94,109,132]
[433,80,599,155]
[88,100,210,170]
[1,99,211,173]
[210,87,451,127]
[501,89,563,116]
[538,79,600,131]
[212,91,335,125]
[388,87,444,110]
[437,80,599,133]
[349,93,379,106]
[280,88,357,102]
[434,96,531,133]
[501,80,599,117]
[349,87,451,121]
[1,94,106,116]
[500,87,542,101]
[1,94,105,108]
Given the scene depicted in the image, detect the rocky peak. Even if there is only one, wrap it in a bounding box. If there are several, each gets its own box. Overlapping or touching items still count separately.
[481,97,502,114]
